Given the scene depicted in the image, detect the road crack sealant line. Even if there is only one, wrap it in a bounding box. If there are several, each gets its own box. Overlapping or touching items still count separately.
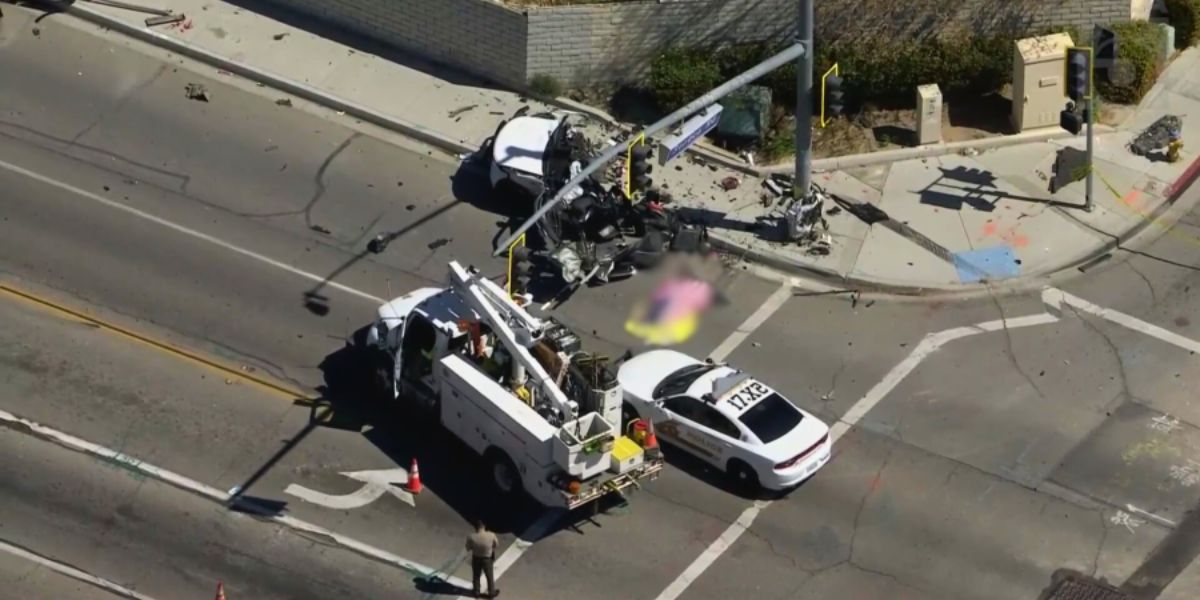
[0,408,474,590]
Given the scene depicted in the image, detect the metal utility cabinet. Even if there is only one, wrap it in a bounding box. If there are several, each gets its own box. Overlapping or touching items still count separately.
[916,84,943,146]
[1013,33,1074,132]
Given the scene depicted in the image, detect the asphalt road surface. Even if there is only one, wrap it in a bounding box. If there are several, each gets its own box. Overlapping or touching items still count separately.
[3,9,1200,600]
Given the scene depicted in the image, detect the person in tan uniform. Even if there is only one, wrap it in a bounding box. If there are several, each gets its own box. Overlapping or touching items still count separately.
[466,519,499,598]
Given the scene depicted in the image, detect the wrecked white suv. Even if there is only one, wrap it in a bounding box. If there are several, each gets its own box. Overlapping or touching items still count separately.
[486,109,593,201]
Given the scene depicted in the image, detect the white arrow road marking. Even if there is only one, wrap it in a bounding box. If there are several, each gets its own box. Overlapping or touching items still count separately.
[0,409,468,589]
[285,468,415,509]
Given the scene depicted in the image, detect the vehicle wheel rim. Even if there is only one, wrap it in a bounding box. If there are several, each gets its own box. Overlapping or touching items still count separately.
[494,462,516,493]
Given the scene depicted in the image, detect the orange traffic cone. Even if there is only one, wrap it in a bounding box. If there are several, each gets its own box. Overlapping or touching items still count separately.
[215,581,227,600]
[643,420,659,450]
[406,458,422,495]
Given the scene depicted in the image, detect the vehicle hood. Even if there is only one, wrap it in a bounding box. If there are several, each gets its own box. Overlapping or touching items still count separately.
[755,407,830,463]
[376,288,441,331]
[617,349,699,403]
[492,116,561,176]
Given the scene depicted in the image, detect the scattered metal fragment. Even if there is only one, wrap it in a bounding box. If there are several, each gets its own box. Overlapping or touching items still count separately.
[275,98,293,107]
[184,83,210,102]
[310,225,331,235]
[447,105,478,119]
[145,13,185,27]
[87,0,170,15]
[427,238,451,251]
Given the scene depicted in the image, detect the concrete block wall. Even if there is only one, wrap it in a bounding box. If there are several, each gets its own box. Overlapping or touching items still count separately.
[252,0,529,87]
[248,0,1134,88]
[525,0,1135,85]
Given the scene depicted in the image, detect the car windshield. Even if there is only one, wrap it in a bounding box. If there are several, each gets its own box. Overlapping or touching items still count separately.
[737,393,803,444]
[654,363,717,398]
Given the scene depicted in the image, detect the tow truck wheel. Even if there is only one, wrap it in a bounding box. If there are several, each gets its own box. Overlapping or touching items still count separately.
[727,459,760,490]
[486,449,522,497]
[372,365,390,401]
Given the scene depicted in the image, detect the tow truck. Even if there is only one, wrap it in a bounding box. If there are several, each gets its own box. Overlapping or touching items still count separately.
[365,261,664,509]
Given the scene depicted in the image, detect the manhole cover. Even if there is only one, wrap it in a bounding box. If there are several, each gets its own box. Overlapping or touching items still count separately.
[1043,574,1132,600]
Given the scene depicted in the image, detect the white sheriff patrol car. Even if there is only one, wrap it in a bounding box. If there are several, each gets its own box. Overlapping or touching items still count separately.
[618,349,831,491]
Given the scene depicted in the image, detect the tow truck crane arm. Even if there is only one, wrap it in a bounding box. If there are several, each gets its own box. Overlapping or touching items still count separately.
[447,262,577,418]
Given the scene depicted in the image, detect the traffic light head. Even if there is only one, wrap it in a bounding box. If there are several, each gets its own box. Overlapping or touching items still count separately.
[630,144,653,192]
[1066,48,1092,102]
[823,73,845,121]
[1059,107,1083,135]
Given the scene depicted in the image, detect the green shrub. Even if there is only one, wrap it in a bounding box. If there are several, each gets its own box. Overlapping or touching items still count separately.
[818,33,1013,106]
[529,74,564,99]
[1097,21,1166,104]
[1166,0,1200,47]
[647,48,722,110]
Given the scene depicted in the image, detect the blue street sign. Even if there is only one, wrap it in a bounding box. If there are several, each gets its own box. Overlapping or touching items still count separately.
[658,105,723,166]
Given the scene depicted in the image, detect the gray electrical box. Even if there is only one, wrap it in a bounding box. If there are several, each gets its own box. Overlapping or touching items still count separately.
[916,84,942,146]
[1013,33,1073,132]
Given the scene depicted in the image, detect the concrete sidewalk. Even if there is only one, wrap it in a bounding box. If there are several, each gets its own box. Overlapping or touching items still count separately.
[47,0,1200,292]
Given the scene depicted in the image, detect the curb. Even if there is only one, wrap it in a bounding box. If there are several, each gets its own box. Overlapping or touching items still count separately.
[63,4,476,157]
[66,2,1105,181]
[67,5,1200,297]
[717,156,1200,296]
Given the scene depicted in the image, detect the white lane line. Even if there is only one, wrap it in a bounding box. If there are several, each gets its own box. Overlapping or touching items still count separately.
[1044,287,1200,354]
[494,509,563,579]
[1126,504,1178,528]
[0,408,471,590]
[0,538,161,600]
[708,282,792,362]
[652,500,769,600]
[657,310,1061,600]
[830,311,1061,442]
[0,158,385,305]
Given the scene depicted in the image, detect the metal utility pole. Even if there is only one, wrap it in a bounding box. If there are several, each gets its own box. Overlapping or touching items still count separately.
[1085,94,1095,212]
[795,0,814,200]
[493,43,807,256]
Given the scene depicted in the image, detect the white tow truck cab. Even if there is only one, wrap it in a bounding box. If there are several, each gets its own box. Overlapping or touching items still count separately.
[366,261,663,509]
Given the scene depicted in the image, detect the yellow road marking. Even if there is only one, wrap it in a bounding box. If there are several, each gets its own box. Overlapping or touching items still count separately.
[0,282,315,402]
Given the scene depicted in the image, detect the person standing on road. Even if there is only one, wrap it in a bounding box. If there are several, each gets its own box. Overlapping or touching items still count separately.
[466,519,499,598]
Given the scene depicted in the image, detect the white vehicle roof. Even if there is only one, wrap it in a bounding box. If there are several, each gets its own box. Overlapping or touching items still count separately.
[492,115,561,177]
[619,349,829,454]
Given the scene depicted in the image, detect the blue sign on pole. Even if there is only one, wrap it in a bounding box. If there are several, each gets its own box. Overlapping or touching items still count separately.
[659,105,723,166]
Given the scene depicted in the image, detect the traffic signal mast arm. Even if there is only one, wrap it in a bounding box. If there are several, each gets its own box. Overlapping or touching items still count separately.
[494,42,809,256]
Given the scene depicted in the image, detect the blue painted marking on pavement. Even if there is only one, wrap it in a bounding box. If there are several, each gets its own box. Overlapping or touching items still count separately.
[953,245,1021,283]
